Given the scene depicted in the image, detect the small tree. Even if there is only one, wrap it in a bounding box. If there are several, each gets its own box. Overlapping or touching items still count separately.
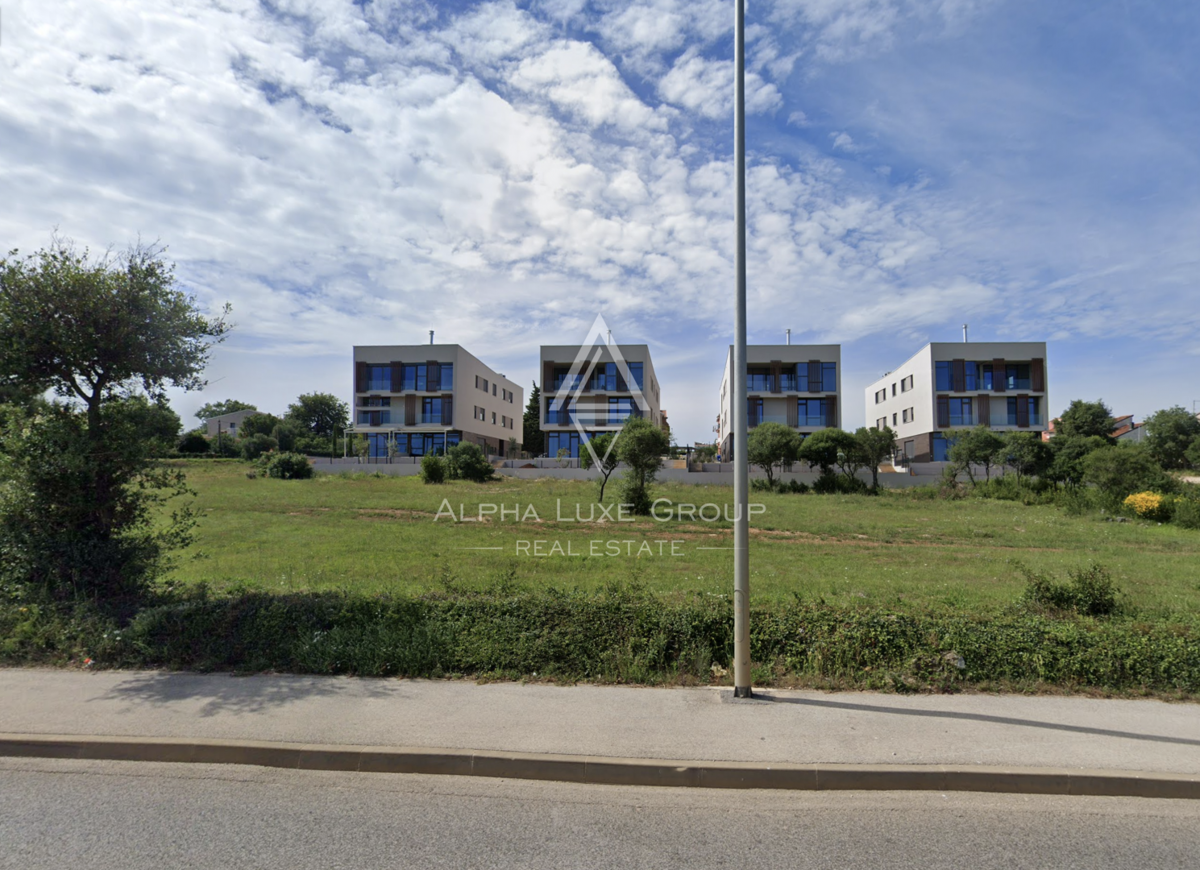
[996,431,1052,484]
[446,441,494,482]
[947,426,1005,485]
[286,392,349,456]
[746,422,800,487]
[238,412,282,439]
[855,425,897,490]
[420,453,446,484]
[522,382,544,456]
[1144,406,1200,470]
[1047,434,1108,490]
[579,432,621,501]
[1056,399,1115,441]
[239,433,278,460]
[796,428,841,474]
[615,416,669,515]
[1082,444,1173,507]
[195,399,256,423]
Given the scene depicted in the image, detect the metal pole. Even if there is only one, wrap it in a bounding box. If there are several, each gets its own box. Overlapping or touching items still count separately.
[732,0,752,699]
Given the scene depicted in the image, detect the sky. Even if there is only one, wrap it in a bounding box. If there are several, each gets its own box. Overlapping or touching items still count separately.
[2,0,1198,442]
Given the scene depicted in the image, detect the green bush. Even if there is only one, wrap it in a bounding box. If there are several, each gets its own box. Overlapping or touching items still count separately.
[1018,563,1121,617]
[262,452,313,480]
[420,453,446,484]
[178,431,209,454]
[239,433,278,461]
[446,442,494,482]
[1172,497,1200,530]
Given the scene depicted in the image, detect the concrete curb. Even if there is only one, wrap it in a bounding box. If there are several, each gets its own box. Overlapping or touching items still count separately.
[3,733,1198,799]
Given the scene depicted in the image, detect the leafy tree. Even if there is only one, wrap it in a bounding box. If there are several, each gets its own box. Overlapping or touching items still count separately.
[522,382,543,457]
[579,432,621,501]
[238,412,282,439]
[420,453,446,484]
[270,420,303,453]
[446,441,494,482]
[115,394,183,457]
[1047,435,1108,490]
[1187,439,1200,472]
[615,416,669,515]
[796,428,841,474]
[1143,406,1200,470]
[285,393,349,445]
[195,399,256,422]
[239,433,278,460]
[854,425,897,490]
[947,426,1005,485]
[1056,399,1115,441]
[746,422,800,487]
[1082,444,1174,507]
[0,239,227,602]
[995,432,1052,484]
[178,430,210,454]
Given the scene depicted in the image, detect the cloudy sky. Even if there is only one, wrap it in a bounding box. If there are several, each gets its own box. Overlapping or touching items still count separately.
[2,0,1198,441]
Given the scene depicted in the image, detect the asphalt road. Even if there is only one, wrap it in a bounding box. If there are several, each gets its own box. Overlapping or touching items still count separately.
[2,759,1198,870]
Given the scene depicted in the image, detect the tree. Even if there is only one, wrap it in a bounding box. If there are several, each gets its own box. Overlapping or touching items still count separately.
[947,426,1005,485]
[854,425,897,490]
[1082,443,1174,507]
[1047,434,1108,490]
[238,412,282,439]
[285,393,349,443]
[446,441,494,482]
[1056,399,1115,441]
[615,416,669,515]
[796,428,841,474]
[1143,406,1200,470]
[995,432,1052,484]
[195,399,256,423]
[0,239,227,602]
[522,382,543,457]
[579,432,621,501]
[114,394,183,457]
[746,422,800,487]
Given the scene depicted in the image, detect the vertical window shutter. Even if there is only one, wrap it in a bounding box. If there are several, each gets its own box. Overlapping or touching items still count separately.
[427,362,439,392]
[787,399,798,427]
[827,396,838,428]
[770,361,782,393]
[616,368,626,392]
[442,397,453,426]
[977,394,990,427]
[356,362,368,393]
[808,361,821,393]
[936,396,950,429]
[992,358,1007,392]
[951,359,965,392]
[1016,394,1030,428]
[543,361,555,393]
[1030,358,1045,392]
[405,395,417,426]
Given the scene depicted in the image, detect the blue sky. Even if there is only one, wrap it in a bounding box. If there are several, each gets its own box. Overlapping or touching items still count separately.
[2,0,1197,441]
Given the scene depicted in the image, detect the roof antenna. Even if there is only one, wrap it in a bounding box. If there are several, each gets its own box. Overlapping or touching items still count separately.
[962,324,968,343]
[429,330,435,345]
[786,328,791,346]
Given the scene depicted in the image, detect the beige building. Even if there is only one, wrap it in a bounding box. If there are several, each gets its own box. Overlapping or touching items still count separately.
[717,345,842,460]
[539,343,662,458]
[352,345,522,458]
[865,341,1049,462]
[204,409,257,439]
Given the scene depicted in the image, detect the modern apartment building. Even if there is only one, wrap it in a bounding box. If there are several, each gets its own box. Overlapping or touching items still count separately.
[352,345,522,459]
[539,343,663,458]
[717,345,842,460]
[865,342,1049,462]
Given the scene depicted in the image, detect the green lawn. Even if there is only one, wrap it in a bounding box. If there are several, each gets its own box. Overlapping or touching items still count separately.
[167,461,1200,616]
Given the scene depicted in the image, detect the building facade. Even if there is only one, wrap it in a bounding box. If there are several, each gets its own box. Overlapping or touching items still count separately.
[352,345,522,459]
[539,344,663,458]
[717,344,842,460]
[865,342,1049,463]
[204,409,257,439]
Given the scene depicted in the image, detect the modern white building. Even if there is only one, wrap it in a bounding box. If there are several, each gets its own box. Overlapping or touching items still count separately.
[865,342,1049,463]
[539,343,663,458]
[352,345,522,459]
[717,344,842,460]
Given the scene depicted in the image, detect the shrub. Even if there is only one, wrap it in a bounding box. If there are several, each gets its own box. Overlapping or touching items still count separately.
[1124,491,1171,522]
[178,431,210,454]
[420,453,446,484]
[263,451,313,480]
[446,442,494,482]
[1018,563,1121,617]
[1172,498,1200,530]
[239,433,278,461]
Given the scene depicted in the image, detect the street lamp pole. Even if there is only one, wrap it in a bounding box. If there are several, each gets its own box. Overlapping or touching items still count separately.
[732,0,752,698]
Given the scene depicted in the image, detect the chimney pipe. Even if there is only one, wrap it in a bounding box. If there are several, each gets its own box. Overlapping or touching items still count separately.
[429,330,435,346]
[785,328,791,346]
[962,324,968,343]
[607,329,612,346]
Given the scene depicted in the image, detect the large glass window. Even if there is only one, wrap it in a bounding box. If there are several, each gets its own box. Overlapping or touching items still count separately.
[795,365,809,392]
[422,397,442,424]
[963,362,978,391]
[366,365,390,392]
[1006,364,1031,390]
[628,362,644,390]
[553,368,582,391]
[780,370,798,391]
[981,365,994,391]
[932,433,949,462]
[797,399,828,427]
[396,434,408,455]
[748,397,763,427]
[608,397,636,425]
[821,362,837,392]
[935,361,952,391]
[401,364,426,391]
[439,364,453,390]
[591,363,617,391]
[546,431,586,458]
[949,398,973,427]
[747,370,773,391]
[1029,397,1042,426]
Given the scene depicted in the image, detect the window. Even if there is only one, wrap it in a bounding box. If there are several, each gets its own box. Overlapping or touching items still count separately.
[935,361,952,391]
[876,417,887,430]
[1003,397,1041,426]
[439,364,453,390]
[874,389,886,404]
[553,368,583,391]
[822,363,837,392]
[932,433,949,462]
[479,376,489,392]
[892,413,897,426]
[963,362,978,392]
[797,399,828,427]
[492,383,497,396]
[402,364,426,391]
[795,365,809,392]
[981,365,994,391]
[546,431,587,459]
[902,408,914,424]
[748,397,763,427]
[891,383,896,396]
[591,362,618,391]
[1006,364,1031,390]
[422,397,443,424]
[747,370,773,391]
[366,365,390,392]
[361,396,391,407]
[491,411,497,424]
[949,397,973,427]
[779,369,797,391]
[475,406,486,422]
[901,375,913,392]
[546,398,575,425]
[609,397,636,425]
[628,362,644,390]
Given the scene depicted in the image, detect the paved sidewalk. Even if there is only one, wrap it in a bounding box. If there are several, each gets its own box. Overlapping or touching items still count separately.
[2,669,1198,777]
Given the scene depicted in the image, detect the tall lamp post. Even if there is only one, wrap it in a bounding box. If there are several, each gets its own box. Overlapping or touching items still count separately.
[732,0,752,698]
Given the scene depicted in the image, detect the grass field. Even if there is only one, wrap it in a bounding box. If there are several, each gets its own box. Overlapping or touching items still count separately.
[167,461,1200,616]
